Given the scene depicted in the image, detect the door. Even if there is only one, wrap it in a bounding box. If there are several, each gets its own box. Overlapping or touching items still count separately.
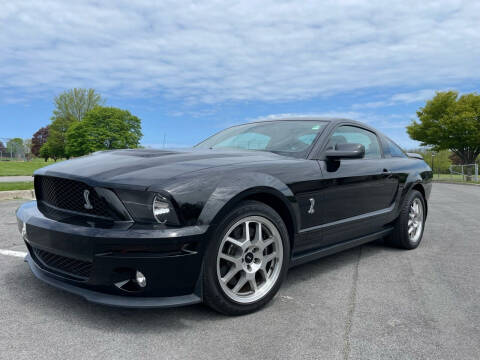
[317,125,396,245]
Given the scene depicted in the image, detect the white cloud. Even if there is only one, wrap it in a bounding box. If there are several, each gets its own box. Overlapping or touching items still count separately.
[390,89,437,104]
[1,0,479,103]
[252,111,410,127]
[249,112,363,122]
[353,89,438,109]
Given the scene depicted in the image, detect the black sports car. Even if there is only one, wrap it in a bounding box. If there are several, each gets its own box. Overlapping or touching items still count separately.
[16,118,432,315]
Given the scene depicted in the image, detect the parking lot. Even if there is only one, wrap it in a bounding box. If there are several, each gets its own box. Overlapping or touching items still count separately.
[0,183,479,360]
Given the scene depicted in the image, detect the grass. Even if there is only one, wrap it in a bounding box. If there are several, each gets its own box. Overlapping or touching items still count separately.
[0,158,59,176]
[433,173,479,183]
[0,182,34,191]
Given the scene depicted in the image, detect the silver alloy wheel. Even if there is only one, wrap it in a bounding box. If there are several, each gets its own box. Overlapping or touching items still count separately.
[216,216,284,304]
[408,198,424,243]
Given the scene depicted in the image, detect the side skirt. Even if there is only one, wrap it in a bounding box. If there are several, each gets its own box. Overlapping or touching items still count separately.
[289,227,393,268]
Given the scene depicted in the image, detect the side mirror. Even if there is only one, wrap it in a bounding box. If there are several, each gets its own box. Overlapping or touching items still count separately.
[325,143,365,159]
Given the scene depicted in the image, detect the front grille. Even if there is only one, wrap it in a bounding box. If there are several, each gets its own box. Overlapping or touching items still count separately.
[35,175,120,220]
[32,247,93,280]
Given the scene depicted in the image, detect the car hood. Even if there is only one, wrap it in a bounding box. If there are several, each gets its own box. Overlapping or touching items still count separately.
[35,148,286,190]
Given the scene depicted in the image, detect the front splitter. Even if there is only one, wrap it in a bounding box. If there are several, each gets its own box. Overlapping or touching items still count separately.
[25,254,202,309]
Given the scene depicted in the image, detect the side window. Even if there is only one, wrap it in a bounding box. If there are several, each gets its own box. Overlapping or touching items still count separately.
[326,125,381,159]
[383,137,406,158]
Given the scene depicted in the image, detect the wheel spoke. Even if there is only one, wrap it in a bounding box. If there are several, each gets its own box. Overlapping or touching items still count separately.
[226,236,247,250]
[232,274,248,293]
[264,251,277,264]
[416,211,422,222]
[249,279,258,292]
[253,222,262,243]
[262,237,274,249]
[221,267,240,284]
[220,253,241,266]
[258,267,268,280]
[244,221,251,241]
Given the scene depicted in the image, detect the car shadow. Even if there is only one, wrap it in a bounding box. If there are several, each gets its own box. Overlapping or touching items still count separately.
[282,239,402,291]
[3,240,399,334]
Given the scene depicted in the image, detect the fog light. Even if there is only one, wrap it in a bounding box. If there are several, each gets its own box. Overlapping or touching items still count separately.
[135,270,147,288]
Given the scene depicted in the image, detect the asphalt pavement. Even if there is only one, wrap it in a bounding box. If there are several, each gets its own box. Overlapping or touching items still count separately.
[0,183,479,359]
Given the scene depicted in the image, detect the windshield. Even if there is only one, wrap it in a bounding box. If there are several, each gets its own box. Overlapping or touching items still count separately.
[195,120,328,156]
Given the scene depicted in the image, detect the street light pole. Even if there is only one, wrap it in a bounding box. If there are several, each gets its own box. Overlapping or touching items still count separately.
[431,152,436,179]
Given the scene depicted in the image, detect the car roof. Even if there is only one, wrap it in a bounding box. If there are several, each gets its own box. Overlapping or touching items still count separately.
[250,117,375,130]
[250,116,343,123]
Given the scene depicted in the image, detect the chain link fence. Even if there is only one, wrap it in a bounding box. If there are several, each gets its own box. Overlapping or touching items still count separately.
[0,137,30,161]
[447,164,479,183]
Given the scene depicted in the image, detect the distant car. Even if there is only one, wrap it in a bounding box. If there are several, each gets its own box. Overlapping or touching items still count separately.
[16,118,432,315]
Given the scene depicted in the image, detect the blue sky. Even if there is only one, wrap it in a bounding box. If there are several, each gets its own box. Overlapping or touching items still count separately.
[1,0,479,149]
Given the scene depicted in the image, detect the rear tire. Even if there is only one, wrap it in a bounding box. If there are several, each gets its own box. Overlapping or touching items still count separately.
[203,201,290,315]
[386,190,426,250]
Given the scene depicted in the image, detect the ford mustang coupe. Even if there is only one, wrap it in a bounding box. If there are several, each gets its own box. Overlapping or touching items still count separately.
[16,118,432,315]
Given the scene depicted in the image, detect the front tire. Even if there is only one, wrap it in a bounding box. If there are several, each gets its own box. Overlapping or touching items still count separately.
[203,201,290,315]
[386,190,426,249]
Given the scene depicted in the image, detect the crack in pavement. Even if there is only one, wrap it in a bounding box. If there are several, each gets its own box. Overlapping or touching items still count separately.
[343,246,362,360]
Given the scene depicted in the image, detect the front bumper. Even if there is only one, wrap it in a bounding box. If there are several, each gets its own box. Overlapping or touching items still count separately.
[16,201,208,308]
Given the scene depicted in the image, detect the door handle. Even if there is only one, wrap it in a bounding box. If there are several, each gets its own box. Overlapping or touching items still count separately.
[382,169,392,176]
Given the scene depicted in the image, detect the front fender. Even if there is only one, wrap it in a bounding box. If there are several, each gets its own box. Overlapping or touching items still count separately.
[398,166,432,217]
[404,166,432,195]
[197,172,299,231]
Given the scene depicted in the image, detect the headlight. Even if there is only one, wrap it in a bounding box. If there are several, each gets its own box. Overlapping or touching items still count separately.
[115,190,181,226]
[153,195,172,224]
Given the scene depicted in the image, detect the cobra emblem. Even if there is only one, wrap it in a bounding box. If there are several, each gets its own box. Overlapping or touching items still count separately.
[308,198,315,214]
[83,189,93,210]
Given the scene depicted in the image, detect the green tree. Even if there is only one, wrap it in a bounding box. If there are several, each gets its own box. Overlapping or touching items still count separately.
[65,106,142,157]
[43,116,76,160]
[407,91,480,164]
[39,144,50,161]
[410,149,453,174]
[44,88,104,158]
[53,88,104,122]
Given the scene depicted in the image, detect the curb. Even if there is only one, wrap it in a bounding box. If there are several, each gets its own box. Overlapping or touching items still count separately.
[0,190,36,201]
[432,180,480,187]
